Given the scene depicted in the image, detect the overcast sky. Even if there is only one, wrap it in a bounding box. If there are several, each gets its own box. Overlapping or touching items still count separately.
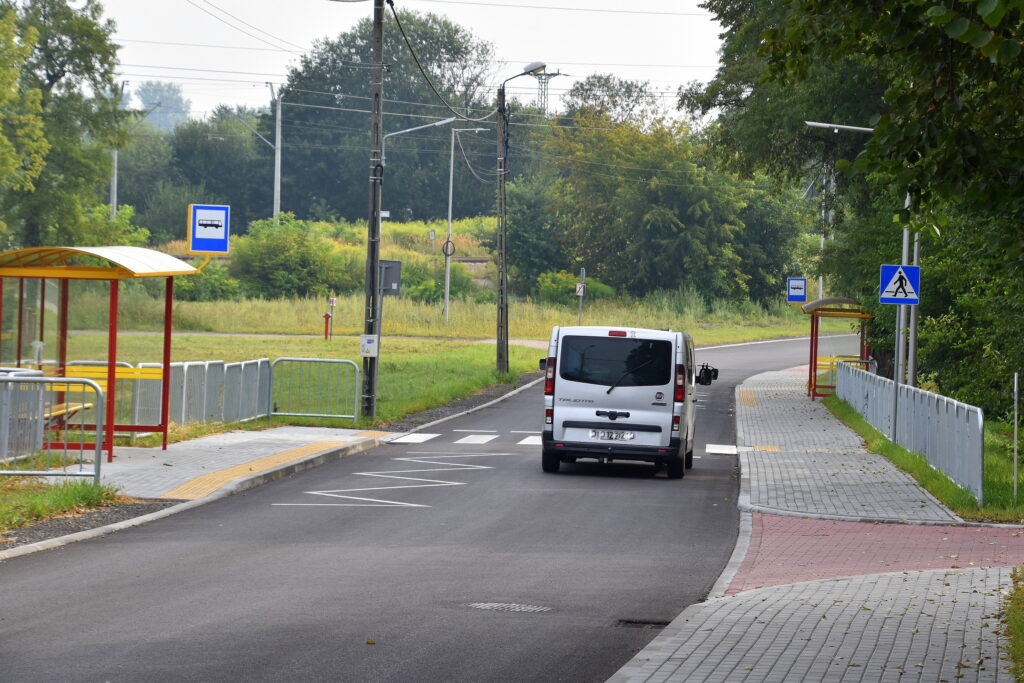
[102,0,722,119]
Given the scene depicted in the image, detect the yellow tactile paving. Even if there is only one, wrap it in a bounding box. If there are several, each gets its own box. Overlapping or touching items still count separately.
[355,430,391,439]
[739,390,758,406]
[159,441,347,500]
[754,445,781,452]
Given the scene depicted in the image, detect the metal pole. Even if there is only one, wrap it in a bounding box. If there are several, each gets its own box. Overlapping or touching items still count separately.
[110,149,118,219]
[445,128,455,325]
[274,92,282,220]
[577,267,586,325]
[890,227,910,440]
[361,0,385,419]
[495,84,509,374]
[1015,371,1019,503]
[907,231,921,386]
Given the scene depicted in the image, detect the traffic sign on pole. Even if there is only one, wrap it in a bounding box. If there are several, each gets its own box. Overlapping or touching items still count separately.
[879,264,920,305]
[188,204,230,254]
[786,277,807,304]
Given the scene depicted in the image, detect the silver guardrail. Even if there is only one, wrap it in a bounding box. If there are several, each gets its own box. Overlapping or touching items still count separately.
[0,371,105,485]
[836,361,984,503]
[269,357,360,421]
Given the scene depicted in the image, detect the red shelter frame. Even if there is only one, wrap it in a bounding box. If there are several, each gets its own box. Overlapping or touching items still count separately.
[0,246,197,459]
[800,297,873,400]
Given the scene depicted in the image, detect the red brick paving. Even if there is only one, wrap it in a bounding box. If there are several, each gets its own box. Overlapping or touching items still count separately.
[727,512,1024,594]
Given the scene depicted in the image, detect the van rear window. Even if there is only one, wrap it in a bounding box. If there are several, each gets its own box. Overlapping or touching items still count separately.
[559,336,672,387]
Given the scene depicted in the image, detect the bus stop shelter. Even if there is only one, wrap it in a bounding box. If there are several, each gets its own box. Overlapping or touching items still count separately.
[800,297,873,399]
[0,246,197,457]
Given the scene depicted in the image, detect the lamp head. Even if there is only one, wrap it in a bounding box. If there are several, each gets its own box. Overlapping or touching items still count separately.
[521,61,546,75]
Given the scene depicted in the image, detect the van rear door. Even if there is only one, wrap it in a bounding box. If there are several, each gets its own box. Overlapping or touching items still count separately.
[553,332,675,448]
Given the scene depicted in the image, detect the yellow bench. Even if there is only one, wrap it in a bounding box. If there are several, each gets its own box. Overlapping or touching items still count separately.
[43,402,93,431]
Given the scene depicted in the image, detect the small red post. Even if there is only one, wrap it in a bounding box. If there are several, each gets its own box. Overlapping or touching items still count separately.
[323,312,332,340]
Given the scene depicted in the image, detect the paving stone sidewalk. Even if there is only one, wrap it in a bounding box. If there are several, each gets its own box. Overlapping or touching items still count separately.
[609,368,1016,682]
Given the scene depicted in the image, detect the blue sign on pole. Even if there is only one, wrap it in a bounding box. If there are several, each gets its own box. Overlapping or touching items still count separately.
[879,264,920,305]
[188,204,230,254]
[786,277,807,304]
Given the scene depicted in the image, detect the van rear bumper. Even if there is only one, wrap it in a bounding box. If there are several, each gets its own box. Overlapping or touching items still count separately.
[542,430,681,463]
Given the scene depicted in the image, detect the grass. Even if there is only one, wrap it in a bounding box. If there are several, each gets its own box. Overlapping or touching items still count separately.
[0,477,120,536]
[823,394,1024,522]
[55,285,850,343]
[1008,567,1024,680]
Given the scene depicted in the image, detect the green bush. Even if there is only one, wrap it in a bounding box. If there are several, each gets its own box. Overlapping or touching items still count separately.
[175,262,244,302]
[536,270,614,306]
[230,214,338,298]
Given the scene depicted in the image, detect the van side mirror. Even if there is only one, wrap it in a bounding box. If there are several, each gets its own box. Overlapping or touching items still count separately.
[539,358,547,370]
[697,364,718,385]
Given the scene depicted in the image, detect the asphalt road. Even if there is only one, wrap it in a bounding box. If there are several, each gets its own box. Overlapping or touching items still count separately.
[0,335,854,682]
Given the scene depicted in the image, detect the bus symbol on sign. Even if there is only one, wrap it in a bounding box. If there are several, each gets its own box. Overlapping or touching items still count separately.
[786,277,807,304]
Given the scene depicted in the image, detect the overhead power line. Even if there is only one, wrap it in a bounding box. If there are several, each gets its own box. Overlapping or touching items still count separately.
[406,0,712,17]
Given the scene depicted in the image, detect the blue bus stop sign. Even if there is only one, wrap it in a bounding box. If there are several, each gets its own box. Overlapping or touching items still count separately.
[879,264,920,305]
[188,204,230,254]
[786,277,807,304]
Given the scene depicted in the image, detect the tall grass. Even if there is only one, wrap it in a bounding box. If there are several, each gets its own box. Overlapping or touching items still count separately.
[64,286,848,343]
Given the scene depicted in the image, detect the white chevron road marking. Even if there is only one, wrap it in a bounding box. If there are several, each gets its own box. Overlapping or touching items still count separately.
[272,453,509,508]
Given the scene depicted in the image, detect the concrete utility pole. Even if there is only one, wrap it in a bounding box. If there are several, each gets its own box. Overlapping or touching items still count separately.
[272,85,282,219]
[496,62,545,374]
[362,0,386,418]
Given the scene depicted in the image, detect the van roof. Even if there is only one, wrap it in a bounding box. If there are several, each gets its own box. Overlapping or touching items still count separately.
[555,325,688,342]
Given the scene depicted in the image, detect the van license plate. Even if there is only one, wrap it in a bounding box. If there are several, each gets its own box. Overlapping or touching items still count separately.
[590,429,635,441]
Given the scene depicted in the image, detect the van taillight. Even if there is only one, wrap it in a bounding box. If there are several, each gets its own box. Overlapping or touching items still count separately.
[544,357,556,395]
[545,408,553,424]
[672,415,680,432]
[608,330,627,337]
[675,364,685,402]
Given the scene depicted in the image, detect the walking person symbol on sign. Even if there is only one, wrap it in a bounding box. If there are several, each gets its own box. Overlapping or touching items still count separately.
[879,264,920,305]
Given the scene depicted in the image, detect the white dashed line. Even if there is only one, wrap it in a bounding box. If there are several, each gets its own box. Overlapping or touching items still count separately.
[454,434,500,444]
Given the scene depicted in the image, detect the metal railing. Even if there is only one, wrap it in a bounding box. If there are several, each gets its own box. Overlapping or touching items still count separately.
[836,361,984,502]
[0,369,104,484]
[269,357,360,420]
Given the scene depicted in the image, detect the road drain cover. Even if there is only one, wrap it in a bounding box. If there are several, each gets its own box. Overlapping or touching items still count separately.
[615,619,670,629]
[468,602,552,613]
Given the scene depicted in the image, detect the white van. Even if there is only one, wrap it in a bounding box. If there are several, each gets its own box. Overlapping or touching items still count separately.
[541,325,716,479]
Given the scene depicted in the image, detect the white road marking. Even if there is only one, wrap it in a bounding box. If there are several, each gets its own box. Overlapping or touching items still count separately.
[517,435,542,445]
[390,433,441,443]
[705,444,738,455]
[272,454,504,508]
[454,434,499,444]
[452,429,497,432]
[511,430,540,434]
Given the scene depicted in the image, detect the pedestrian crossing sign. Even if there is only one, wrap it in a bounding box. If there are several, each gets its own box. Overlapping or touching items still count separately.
[879,264,920,305]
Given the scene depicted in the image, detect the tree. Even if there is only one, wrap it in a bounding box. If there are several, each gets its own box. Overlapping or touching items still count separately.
[169,106,272,234]
[0,9,46,205]
[0,0,128,247]
[564,74,660,124]
[133,80,190,133]
[545,112,747,299]
[276,10,495,222]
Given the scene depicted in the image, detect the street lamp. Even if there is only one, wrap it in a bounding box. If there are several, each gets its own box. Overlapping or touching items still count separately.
[805,119,920,439]
[496,61,545,374]
[446,127,486,324]
[382,117,457,167]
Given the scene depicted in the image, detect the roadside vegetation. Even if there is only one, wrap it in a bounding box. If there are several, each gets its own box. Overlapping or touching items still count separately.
[0,478,119,539]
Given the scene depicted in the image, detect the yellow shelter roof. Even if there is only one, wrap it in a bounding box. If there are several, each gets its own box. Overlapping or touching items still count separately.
[0,246,197,280]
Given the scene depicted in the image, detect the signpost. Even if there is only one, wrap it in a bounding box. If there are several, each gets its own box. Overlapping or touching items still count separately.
[576,267,586,325]
[879,263,921,440]
[787,277,807,304]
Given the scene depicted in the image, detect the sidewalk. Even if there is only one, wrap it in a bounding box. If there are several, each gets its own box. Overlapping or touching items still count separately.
[610,367,1024,683]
